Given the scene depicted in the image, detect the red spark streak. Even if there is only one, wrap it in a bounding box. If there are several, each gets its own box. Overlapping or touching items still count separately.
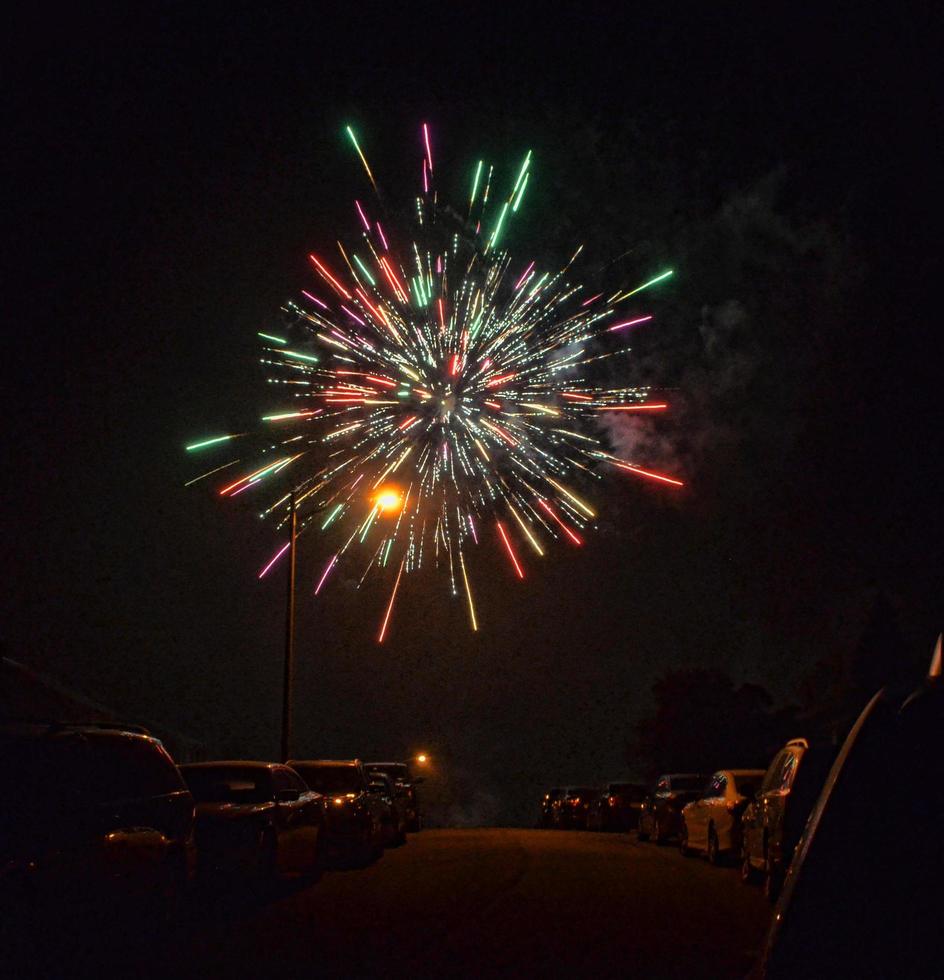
[314,555,337,595]
[497,521,525,579]
[377,558,406,643]
[422,122,433,173]
[607,315,652,332]
[258,541,291,578]
[536,499,583,546]
[485,373,516,388]
[514,261,535,290]
[398,415,419,430]
[561,392,593,401]
[613,461,685,487]
[308,254,352,299]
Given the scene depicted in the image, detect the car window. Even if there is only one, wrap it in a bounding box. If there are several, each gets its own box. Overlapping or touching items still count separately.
[281,768,309,793]
[85,734,185,802]
[183,766,273,803]
[704,775,725,798]
[272,767,297,794]
[779,752,798,790]
[761,752,785,793]
[294,765,363,794]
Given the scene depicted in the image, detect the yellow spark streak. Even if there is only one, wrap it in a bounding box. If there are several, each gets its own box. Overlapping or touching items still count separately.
[507,501,545,556]
[460,551,478,632]
[546,478,596,517]
[520,402,560,416]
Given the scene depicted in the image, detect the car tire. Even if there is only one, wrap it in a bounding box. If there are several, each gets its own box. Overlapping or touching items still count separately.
[707,827,721,865]
[652,817,665,845]
[680,825,694,857]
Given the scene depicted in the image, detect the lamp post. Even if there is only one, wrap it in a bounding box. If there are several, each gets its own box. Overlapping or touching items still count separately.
[280,490,297,762]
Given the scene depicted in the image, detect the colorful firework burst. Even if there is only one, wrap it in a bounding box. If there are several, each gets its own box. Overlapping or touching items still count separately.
[186,123,682,642]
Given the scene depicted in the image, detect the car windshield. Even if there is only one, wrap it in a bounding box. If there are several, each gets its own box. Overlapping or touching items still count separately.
[294,765,362,794]
[669,776,704,791]
[369,764,409,780]
[183,767,272,803]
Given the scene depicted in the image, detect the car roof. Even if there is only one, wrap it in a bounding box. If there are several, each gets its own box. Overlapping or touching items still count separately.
[1,720,153,739]
[718,769,767,777]
[286,758,360,767]
[179,760,280,770]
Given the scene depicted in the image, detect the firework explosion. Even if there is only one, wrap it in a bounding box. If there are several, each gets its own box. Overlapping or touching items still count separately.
[186,124,682,642]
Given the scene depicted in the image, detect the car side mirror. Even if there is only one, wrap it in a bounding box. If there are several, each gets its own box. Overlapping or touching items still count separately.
[276,788,300,803]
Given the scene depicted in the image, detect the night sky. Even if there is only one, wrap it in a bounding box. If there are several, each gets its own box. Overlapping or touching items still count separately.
[6,6,942,823]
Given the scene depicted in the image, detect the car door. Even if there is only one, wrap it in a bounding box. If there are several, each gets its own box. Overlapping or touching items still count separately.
[271,767,306,871]
[686,776,716,850]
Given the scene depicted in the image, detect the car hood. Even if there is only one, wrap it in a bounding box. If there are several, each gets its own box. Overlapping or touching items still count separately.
[194,802,274,820]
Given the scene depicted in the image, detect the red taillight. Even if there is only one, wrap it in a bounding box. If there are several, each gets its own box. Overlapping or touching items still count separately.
[608,796,617,805]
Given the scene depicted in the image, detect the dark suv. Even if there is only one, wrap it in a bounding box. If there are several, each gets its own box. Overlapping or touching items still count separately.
[1,721,195,953]
[587,782,647,831]
[740,738,835,899]
[637,773,707,843]
[365,761,423,832]
[288,758,388,865]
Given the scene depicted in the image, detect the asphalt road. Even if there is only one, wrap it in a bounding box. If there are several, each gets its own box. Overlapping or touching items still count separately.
[143,828,771,979]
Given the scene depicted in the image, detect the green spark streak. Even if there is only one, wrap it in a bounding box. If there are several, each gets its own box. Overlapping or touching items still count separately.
[281,350,319,363]
[512,150,532,195]
[512,172,529,212]
[258,332,287,345]
[186,435,235,451]
[345,125,377,190]
[352,254,376,286]
[622,269,674,298]
[321,503,344,530]
[469,160,484,210]
[489,201,510,251]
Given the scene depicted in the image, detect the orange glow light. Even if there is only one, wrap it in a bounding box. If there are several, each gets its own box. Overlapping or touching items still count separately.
[375,487,403,513]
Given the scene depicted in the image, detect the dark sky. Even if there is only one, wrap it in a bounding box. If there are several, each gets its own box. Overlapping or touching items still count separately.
[5,6,942,823]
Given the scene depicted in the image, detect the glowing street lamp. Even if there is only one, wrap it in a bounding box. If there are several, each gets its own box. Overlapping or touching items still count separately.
[375,487,403,514]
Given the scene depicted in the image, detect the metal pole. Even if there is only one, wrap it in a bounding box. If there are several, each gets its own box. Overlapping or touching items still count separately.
[280,490,297,762]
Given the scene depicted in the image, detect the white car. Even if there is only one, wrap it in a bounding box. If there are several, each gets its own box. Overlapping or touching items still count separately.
[680,769,765,864]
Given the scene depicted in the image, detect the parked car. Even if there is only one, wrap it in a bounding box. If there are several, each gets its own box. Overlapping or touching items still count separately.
[288,759,387,865]
[365,761,423,831]
[1,721,195,946]
[679,769,765,863]
[756,637,941,979]
[179,761,323,880]
[637,773,707,843]
[555,786,598,829]
[587,782,647,831]
[540,787,564,827]
[367,770,408,846]
[740,738,835,899]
